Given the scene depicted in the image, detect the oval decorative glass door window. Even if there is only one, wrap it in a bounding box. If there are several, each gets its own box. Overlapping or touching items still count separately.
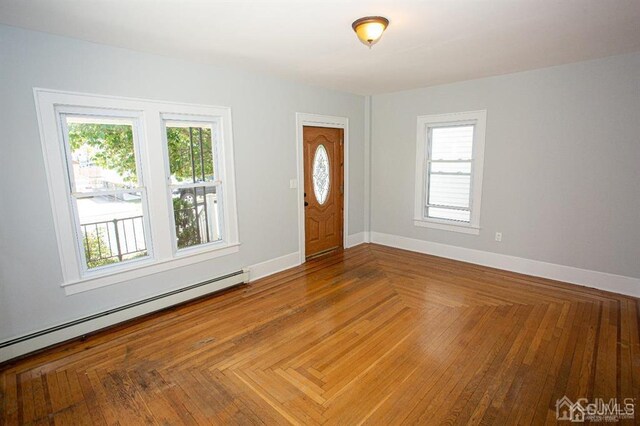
[312,144,330,205]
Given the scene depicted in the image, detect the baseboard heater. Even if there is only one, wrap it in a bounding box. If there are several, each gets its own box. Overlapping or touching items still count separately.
[0,269,249,364]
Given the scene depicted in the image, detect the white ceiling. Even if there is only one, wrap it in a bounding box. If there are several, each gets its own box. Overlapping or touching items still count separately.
[1,0,639,95]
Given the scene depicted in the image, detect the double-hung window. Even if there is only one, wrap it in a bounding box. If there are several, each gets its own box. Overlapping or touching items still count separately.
[414,110,487,234]
[60,110,152,271]
[163,116,223,251]
[35,89,239,294]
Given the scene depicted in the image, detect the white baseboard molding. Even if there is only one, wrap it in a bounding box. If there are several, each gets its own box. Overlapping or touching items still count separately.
[0,271,248,363]
[248,252,301,282]
[346,232,368,248]
[371,232,640,298]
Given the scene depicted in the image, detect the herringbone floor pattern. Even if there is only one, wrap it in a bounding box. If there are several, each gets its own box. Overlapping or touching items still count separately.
[1,244,639,425]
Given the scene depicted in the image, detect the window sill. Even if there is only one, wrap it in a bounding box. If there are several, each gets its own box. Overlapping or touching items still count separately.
[61,243,241,295]
[414,219,480,235]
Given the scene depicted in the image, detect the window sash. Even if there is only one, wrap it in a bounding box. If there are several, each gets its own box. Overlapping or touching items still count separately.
[427,207,472,223]
[70,190,153,272]
[170,181,221,190]
[426,204,470,211]
[71,188,146,198]
[59,111,144,193]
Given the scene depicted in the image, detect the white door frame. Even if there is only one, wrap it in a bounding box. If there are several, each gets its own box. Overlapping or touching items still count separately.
[296,113,349,263]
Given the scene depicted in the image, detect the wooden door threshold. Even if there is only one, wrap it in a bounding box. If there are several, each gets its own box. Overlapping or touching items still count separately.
[305,247,341,261]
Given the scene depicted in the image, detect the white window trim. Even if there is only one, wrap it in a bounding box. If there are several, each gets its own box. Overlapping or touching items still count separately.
[34,88,240,295]
[414,110,487,235]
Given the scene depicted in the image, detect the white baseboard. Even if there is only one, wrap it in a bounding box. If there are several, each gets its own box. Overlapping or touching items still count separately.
[248,252,301,282]
[371,232,640,298]
[346,232,368,248]
[0,271,248,363]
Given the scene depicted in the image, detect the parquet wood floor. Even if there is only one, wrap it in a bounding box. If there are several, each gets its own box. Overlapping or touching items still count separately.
[1,244,639,425]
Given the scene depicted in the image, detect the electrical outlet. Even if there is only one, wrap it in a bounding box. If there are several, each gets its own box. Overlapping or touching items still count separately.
[289,179,298,189]
[495,232,502,242]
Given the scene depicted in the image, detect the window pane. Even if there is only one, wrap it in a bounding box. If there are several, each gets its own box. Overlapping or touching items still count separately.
[430,126,474,160]
[76,192,148,269]
[166,123,215,184]
[428,207,471,223]
[430,161,471,174]
[66,117,138,192]
[172,185,221,249]
[313,144,330,205]
[428,174,471,208]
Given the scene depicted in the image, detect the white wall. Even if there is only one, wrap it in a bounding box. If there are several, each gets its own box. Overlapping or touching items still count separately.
[371,52,640,280]
[0,25,365,341]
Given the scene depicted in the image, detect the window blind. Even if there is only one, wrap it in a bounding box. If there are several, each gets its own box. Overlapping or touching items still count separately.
[426,125,474,222]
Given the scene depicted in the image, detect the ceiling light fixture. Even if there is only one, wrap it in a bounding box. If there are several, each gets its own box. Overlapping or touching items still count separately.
[352,16,389,48]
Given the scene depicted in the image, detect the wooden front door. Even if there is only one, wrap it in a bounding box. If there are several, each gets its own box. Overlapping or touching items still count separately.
[303,126,344,258]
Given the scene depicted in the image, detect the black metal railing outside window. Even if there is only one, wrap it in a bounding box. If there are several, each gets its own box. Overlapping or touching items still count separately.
[81,215,147,269]
[173,185,219,249]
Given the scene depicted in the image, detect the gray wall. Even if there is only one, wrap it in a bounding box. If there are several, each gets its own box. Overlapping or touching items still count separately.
[0,25,365,341]
[371,52,640,279]
[2,23,638,343]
